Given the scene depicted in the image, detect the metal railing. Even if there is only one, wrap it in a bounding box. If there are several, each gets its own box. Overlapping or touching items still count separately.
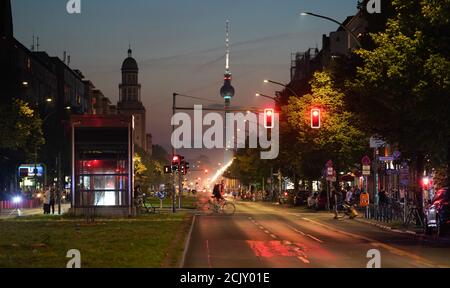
[362,201,424,226]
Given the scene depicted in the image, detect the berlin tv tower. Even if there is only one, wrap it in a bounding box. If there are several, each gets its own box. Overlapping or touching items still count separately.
[220,20,236,168]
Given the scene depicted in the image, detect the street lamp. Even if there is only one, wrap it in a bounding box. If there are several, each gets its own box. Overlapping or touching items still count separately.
[12,196,22,216]
[255,93,278,102]
[263,79,299,98]
[300,12,362,48]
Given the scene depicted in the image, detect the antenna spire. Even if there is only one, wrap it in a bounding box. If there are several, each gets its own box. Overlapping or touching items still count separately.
[225,20,230,73]
[31,33,35,51]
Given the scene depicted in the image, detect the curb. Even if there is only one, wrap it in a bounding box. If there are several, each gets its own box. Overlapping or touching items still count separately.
[179,214,196,268]
[355,218,418,235]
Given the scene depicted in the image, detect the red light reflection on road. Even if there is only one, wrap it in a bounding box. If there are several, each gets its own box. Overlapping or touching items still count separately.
[247,240,307,258]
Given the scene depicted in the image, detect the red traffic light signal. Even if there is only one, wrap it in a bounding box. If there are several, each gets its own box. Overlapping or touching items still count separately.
[311,108,321,129]
[172,155,179,163]
[264,108,274,129]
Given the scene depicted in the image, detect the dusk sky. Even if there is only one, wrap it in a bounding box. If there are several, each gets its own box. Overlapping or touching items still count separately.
[12,0,359,162]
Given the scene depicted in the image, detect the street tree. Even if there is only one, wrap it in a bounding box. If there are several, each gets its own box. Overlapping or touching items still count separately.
[0,99,44,198]
[284,71,368,180]
[350,0,450,189]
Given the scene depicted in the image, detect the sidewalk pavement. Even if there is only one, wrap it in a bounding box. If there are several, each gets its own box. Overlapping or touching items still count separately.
[0,204,71,219]
[354,217,425,235]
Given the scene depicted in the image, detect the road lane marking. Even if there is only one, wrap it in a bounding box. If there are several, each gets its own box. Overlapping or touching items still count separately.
[306,234,324,243]
[270,234,277,239]
[205,240,212,268]
[301,217,437,268]
[288,225,306,236]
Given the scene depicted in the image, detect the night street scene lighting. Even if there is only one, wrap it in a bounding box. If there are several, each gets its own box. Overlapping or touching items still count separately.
[0,0,449,282]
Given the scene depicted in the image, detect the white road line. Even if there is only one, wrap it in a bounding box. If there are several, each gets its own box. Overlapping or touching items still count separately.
[270,234,277,239]
[206,239,212,268]
[288,225,306,236]
[264,230,270,234]
[306,234,324,243]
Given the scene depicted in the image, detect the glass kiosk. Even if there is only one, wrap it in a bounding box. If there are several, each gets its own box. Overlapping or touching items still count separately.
[69,115,134,217]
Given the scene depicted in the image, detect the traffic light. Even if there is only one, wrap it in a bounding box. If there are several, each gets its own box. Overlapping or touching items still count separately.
[264,108,274,129]
[180,161,190,175]
[171,155,182,172]
[180,162,185,175]
[311,108,321,129]
[164,166,172,174]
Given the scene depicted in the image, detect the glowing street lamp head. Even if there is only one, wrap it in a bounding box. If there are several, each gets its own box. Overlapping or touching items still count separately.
[300,12,308,16]
[13,196,22,204]
[263,80,269,83]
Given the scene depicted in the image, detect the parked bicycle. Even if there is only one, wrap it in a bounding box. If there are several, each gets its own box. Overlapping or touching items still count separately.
[134,193,156,214]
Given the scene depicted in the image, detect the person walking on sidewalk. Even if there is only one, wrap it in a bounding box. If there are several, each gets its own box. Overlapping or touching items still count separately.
[332,186,341,219]
[49,187,56,215]
[43,187,51,214]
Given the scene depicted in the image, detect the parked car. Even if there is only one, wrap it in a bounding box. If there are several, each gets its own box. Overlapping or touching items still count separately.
[294,190,311,206]
[424,188,449,236]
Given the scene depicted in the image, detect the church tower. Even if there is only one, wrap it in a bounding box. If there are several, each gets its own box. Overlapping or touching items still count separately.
[117,47,147,150]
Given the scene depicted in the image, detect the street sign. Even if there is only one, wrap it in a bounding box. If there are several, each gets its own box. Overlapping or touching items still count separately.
[19,168,28,177]
[156,191,166,200]
[327,167,334,176]
[370,136,386,148]
[326,160,333,168]
[361,156,371,166]
[362,165,371,176]
[379,156,394,162]
[400,163,409,186]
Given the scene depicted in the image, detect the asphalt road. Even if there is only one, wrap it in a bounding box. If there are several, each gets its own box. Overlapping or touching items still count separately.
[183,193,450,268]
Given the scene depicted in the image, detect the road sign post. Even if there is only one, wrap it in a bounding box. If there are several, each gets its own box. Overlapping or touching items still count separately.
[325,160,334,211]
[362,156,371,217]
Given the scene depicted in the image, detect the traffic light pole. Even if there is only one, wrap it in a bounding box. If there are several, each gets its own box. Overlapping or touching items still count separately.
[178,171,183,209]
[172,93,177,213]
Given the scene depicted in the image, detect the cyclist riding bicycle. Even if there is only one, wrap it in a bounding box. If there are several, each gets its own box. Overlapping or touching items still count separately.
[212,184,224,204]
